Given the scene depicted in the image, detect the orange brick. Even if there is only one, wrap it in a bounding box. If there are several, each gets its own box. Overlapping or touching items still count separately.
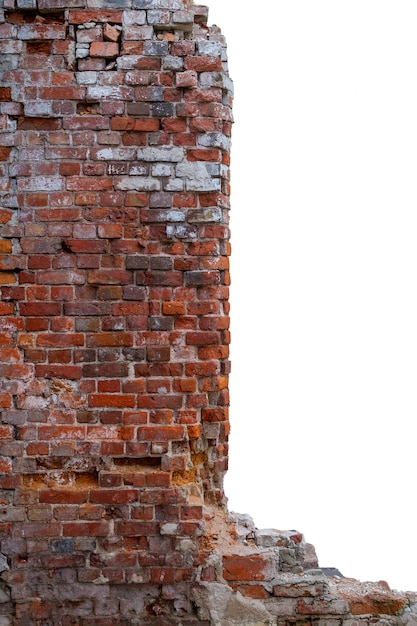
[162,302,186,315]
[90,42,119,58]
[223,554,277,582]
[0,272,16,285]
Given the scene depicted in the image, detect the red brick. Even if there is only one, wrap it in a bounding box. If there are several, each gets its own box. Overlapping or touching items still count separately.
[38,87,85,100]
[63,240,106,254]
[187,148,221,162]
[186,424,201,439]
[0,147,12,161]
[97,224,123,239]
[111,302,148,316]
[134,118,161,131]
[35,365,82,380]
[174,378,197,393]
[0,348,21,362]
[101,442,124,455]
[176,70,198,88]
[63,522,110,537]
[26,442,49,456]
[86,333,133,347]
[146,346,170,362]
[0,272,17,285]
[66,177,112,191]
[36,333,84,347]
[98,380,120,393]
[36,270,85,285]
[19,302,61,317]
[0,458,12,474]
[115,521,158,536]
[37,425,85,440]
[90,489,138,504]
[162,302,186,315]
[0,210,13,225]
[88,269,133,284]
[0,425,13,440]
[137,426,185,441]
[140,488,184,505]
[151,568,175,584]
[184,57,222,72]
[89,393,135,408]
[13,522,61,538]
[68,10,123,24]
[59,162,80,176]
[186,331,219,345]
[189,117,222,133]
[0,88,12,101]
[184,362,218,377]
[90,41,119,58]
[103,23,120,42]
[201,408,228,422]
[137,395,182,409]
[39,490,88,504]
[223,554,277,582]
[162,118,187,133]
[234,584,270,599]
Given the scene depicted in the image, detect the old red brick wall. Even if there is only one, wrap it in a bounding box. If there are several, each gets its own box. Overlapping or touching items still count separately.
[1,1,417,623]
[0,0,235,620]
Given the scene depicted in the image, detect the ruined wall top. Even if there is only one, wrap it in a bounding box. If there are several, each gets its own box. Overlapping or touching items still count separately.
[0,0,211,36]
[1,0,196,12]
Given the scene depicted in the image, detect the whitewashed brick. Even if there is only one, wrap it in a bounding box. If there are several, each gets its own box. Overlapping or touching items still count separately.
[197,41,222,57]
[137,147,184,162]
[17,177,63,192]
[147,9,171,25]
[172,10,193,24]
[123,25,153,41]
[197,132,231,151]
[162,55,183,71]
[115,177,161,191]
[87,86,134,100]
[94,147,136,160]
[151,164,172,177]
[187,207,223,223]
[123,10,146,25]
[133,0,183,8]
[24,101,51,117]
[76,44,90,59]
[200,72,224,88]
[76,71,98,85]
[0,40,22,54]
[176,162,221,192]
[166,224,197,239]
[163,178,184,191]
[116,56,143,70]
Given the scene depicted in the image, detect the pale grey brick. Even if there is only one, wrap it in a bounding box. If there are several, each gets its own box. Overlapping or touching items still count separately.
[115,177,161,191]
[137,147,184,162]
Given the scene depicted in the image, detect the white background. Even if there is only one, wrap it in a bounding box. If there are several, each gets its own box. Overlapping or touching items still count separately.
[206,0,417,592]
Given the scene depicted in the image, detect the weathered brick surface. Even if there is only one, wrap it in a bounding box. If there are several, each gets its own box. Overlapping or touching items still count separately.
[1,0,416,623]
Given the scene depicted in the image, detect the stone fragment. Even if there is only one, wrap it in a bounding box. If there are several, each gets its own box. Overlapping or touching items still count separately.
[103,23,121,41]
[192,582,273,625]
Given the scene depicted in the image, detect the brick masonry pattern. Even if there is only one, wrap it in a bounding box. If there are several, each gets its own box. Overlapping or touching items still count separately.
[1,0,417,623]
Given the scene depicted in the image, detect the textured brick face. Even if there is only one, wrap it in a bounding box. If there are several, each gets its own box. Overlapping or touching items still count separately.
[0,0,233,619]
[3,2,414,623]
